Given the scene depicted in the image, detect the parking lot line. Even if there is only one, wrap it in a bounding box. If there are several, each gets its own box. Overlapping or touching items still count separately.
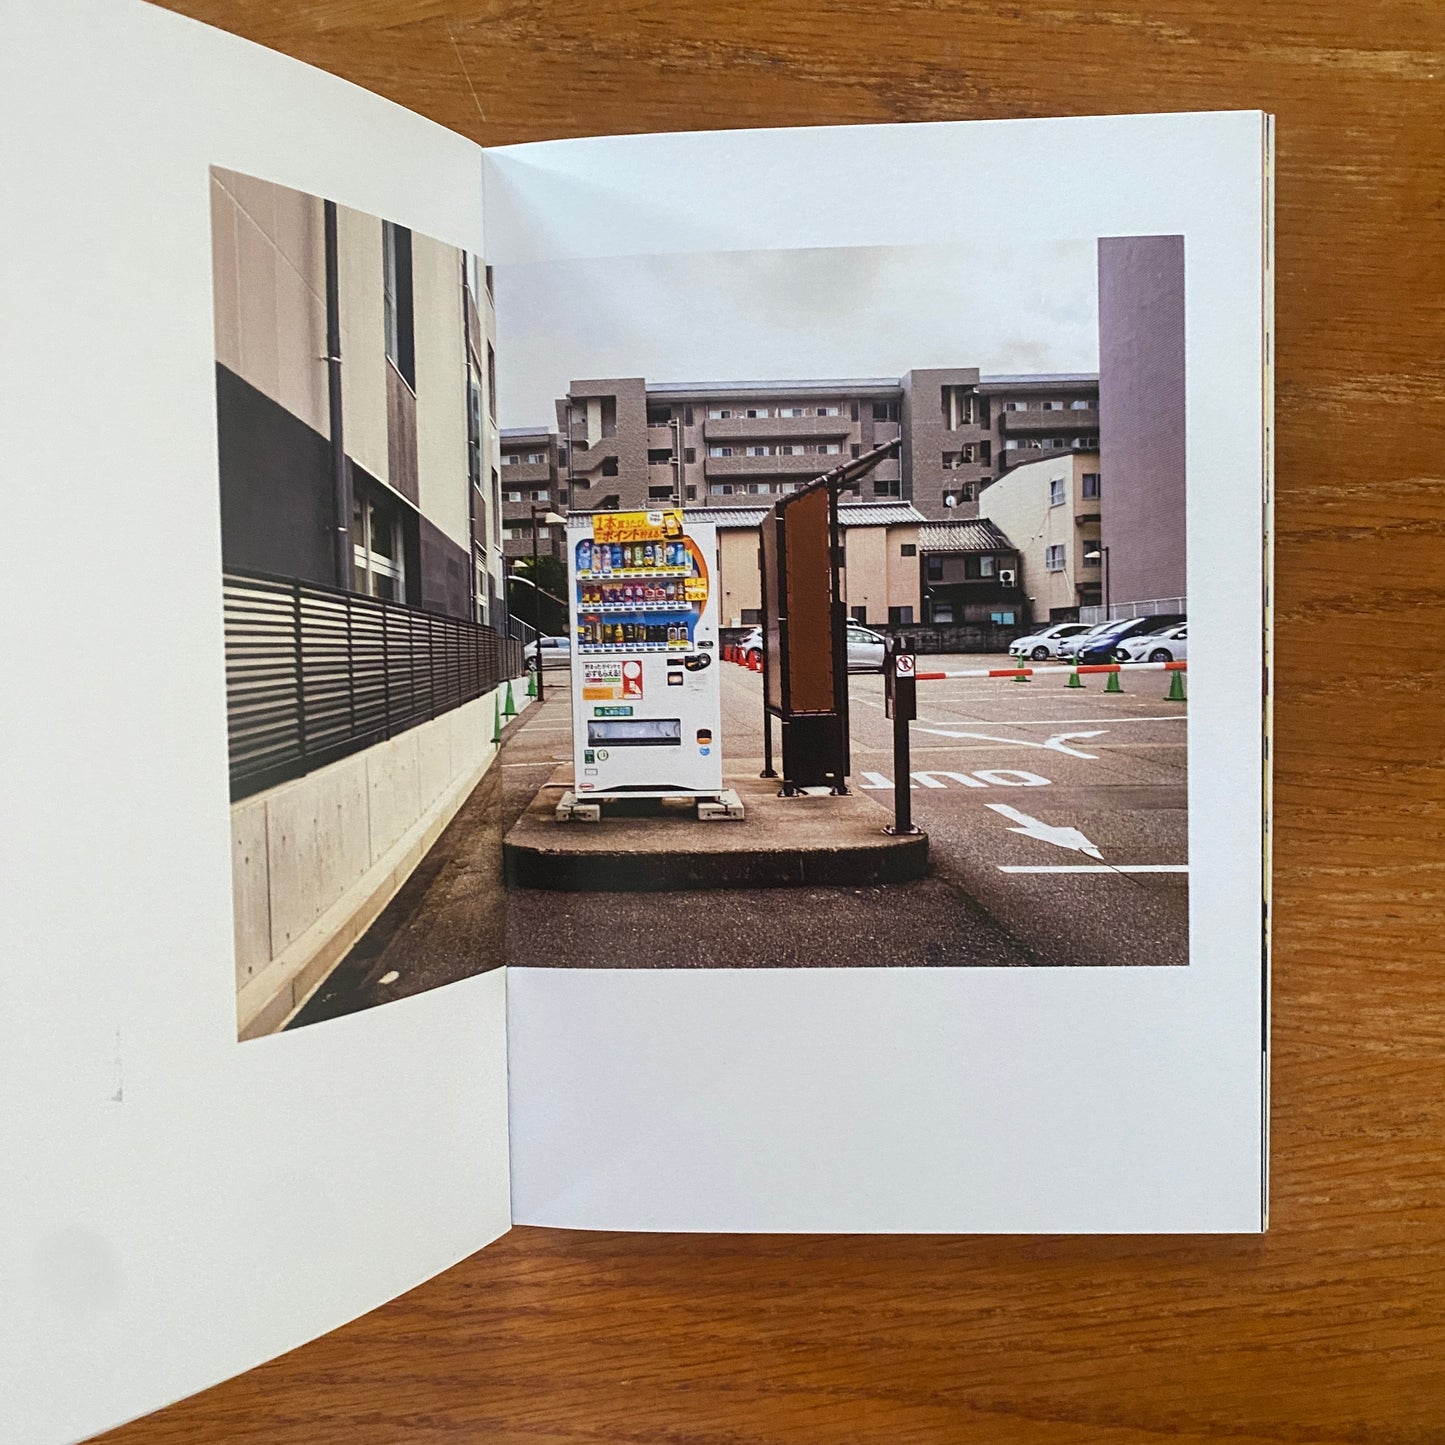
[996,864,1189,874]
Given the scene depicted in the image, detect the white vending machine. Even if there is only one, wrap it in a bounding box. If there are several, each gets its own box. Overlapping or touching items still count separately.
[561,509,738,819]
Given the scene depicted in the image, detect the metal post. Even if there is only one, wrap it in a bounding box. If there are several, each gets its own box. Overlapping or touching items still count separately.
[322,200,351,592]
[530,504,544,700]
[883,634,920,836]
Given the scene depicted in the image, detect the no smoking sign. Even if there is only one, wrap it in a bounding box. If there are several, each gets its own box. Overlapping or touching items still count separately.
[896,654,916,677]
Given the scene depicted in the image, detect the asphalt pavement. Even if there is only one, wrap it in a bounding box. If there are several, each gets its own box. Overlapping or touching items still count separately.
[504,653,1188,969]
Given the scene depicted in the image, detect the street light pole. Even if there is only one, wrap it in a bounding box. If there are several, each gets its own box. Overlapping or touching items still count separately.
[524,505,567,701]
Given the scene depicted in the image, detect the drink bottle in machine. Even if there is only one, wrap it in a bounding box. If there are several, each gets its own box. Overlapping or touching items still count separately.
[567,509,722,799]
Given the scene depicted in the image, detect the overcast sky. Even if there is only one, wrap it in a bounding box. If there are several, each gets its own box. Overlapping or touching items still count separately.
[494,238,1099,430]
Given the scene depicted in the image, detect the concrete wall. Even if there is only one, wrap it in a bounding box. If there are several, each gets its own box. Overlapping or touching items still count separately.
[718,528,762,626]
[1097,235,1186,609]
[413,233,472,554]
[336,205,390,489]
[211,168,329,440]
[230,684,510,1039]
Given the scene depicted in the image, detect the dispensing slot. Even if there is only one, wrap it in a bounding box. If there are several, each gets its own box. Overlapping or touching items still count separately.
[588,718,683,748]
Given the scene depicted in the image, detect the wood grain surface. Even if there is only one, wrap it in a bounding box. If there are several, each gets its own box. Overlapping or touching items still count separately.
[113,2,1445,1441]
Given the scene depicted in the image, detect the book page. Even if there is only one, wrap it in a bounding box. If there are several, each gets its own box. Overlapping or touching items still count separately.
[1,5,510,1443]
[488,112,1270,1232]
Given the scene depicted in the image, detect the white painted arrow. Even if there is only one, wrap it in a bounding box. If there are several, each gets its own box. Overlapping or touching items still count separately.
[914,727,1105,760]
[985,803,1103,859]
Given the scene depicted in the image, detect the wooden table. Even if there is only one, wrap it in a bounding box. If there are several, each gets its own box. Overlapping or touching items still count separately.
[116,3,1445,1440]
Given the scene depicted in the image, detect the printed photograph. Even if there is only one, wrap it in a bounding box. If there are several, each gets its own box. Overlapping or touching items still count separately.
[492,237,1189,970]
[211,169,523,1039]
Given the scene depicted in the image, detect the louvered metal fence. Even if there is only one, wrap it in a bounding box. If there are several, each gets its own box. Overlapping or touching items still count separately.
[224,569,524,800]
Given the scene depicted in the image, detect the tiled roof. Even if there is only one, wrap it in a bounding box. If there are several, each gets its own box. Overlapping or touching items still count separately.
[682,502,927,530]
[916,519,1017,553]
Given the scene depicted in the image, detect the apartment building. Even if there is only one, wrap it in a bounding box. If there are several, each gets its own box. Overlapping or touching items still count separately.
[211,168,506,625]
[976,451,1103,621]
[1096,235,1186,620]
[499,426,564,562]
[549,371,1098,525]
[682,501,926,629]
[914,520,1025,625]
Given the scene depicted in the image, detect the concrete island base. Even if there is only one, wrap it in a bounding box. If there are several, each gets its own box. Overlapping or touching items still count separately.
[504,768,929,892]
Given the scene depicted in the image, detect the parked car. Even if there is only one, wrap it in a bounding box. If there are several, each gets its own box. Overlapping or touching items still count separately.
[524,635,572,670]
[735,623,886,673]
[1116,623,1187,664]
[1067,615,1185,665]
[1009,622,1092,661]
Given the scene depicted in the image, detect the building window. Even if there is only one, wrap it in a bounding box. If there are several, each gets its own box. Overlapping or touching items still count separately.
[648,484,673,499]
[647,406,672,425]
[467,373,482,484]
[1041,400,1064,410]
[684,447,696,463]
[709,446,735,458]
[484,263,494,298]
[925,556,943,581]
[741,608,762,625]
[503,454,518,466]
[351,489,407,601]
[685,485,697,500]
[1075,435,1099,448]
[990,611,1016,625]
[931,601,954,623]
[873,400,900,422]
[900,543,917,558]
[486,342,498,420]
[598,494,619,509]
[684,406,694,426]
[1049,477,1066,506]
[851,443,861,459]
[708,408,734,420]
[601,456,619,476]
[504,489,523,503]
[889,605,914,625]
[978,475,992,487]
[941,386,976,427]
[1070,398,1092,410]
[648,448,673,464]
[381,222,415,388]
[850,402,860,421]
[1082,545,1101,567]
[1045,544,1066,571]
[874,478,902,497]
[531,488,549,502]
[1082,472,1101,498]
[1003,400,1027,412]
[816,406,839,416]
[980,555,995,577]
[851,606,868,624]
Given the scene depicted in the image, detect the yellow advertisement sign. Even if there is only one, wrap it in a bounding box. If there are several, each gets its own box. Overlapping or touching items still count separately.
[592,509,683,543]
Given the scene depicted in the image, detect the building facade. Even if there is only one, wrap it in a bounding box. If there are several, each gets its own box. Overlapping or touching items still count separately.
[976,451,1103,621]
[1096,234,1186,619]
[210,168,505,626]
[500,426,565,562]
[686,501,926,629]
[914,520,1025,625]
[547,372,1098,524]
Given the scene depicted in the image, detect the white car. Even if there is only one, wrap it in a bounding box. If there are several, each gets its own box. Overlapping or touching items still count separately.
[735,623,887,673]
[524,635,572,670]
[1116,623,1187,663]
[1009,622,1092,661]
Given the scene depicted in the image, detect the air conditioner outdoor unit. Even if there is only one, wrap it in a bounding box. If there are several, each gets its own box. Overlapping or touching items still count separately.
[999,569,1017,586]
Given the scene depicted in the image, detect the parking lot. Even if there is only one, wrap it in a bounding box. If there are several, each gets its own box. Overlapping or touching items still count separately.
[503,650,1187,970]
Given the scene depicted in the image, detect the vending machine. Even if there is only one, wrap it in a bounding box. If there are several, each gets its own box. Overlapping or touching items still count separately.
[563,508,734,816]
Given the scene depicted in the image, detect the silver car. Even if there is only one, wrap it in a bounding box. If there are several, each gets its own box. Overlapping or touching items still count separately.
[735,623,886,673]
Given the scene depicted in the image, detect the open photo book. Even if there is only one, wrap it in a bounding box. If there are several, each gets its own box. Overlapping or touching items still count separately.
[1,3,1272,1441]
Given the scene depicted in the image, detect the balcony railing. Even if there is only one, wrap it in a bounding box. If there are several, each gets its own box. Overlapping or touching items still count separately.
[1000,407,1098,435]
[223,568,524,802]
[704,413,854,441]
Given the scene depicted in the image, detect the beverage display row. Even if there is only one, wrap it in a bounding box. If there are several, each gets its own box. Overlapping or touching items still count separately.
[577,539,688,573]
[578,580,691,608]
[577,620,693,650]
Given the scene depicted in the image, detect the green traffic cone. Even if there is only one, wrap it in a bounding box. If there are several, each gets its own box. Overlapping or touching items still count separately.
[526,667,538,699]
[1105,667,1123,694]
[492,698,503,744]
[1066,665,1084,689]
[1165,668,1186,702]
[503,679,518,718]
